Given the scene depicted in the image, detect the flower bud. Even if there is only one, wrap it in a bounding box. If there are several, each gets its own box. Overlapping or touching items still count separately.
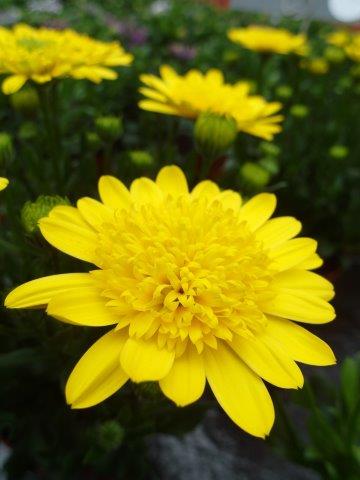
[259,156,280,176]
[350,64,360,78]
[300,58,329,75]
[128,150,154,167]
[324,46,345,63]
[10,87,39,116]
[85,132,102,151]
[195,112,237,160]
[95,116,123,142]
[290,104,309,118]
[275,85,293,99]
[0,133,14,167]
[18,122,37,141]
[259,141,280,157]
[240,162,270,187]
[329,145,348,159]
[21,195,70,234]
[95,420,124,452]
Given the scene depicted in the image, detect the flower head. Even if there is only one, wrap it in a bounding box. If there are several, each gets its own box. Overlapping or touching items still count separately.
[327,30,360,63]
[5,166,336,438]
[0,177,8,191]
[139,66,283,140]
[0,24,133,94]
[228,25,308,56]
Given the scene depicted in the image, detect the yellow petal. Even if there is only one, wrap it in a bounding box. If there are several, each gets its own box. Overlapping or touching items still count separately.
[47,287,118,326]
[4,273,93,309]
[120,337,175,382]
[39,206,98,264]
[262,293,335,324]
[265,316,336,366]
[77,197,113,230]
[0,177,9,191]
[2,75,27,94]
[255,217,302,249]
[130,177,163,205]
[159,345,205,406]
[271,269,334,301]
[156,165,188,197]
[231,335,303,389]
[98,175,131,210]
[238,193,277,231]
[66,330,128,409]
[204,342,274,438]
[191,180,220,200]
[214,190,242,211]
[296,253,323,270]
[138,100,178,115]
[269,238,317,271]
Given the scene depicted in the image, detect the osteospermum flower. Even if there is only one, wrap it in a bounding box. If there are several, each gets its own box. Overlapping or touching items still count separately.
[228,25,308,56]
[139,66,283,140]
[0,177,8,190]
[5,166,336,437]
[0,24,133,94]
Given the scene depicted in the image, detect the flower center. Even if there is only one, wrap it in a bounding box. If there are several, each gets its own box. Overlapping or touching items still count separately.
[92,196,275,355]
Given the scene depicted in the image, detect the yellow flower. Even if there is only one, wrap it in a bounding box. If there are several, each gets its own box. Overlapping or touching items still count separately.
[327,30,352,48]
[0,24,133,94]
[327,30,360,63]
[300,58,329,75]
[5,166,336,438]
[228,25,308,56]
[139,66,283,141]
[345,35,360,63]
[0,177,8,190]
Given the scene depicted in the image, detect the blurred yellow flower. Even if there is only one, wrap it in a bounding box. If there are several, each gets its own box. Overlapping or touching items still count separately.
[327,29,360,63]
[327,30,352,48]
[5,165,336,438]
[0,177,8,191]
[0,24,133,94]
[345,35,360,63]
[139,66,283,141]
[300,58,329,75]
[228,25,308,56]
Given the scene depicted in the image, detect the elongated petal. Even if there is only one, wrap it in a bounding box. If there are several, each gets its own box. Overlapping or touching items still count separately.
[255,217,302,249]
[160,345,205,406]
[269,238,317,271]
[271,269,334,301]
[130,177,163,205]
[262,293,335,324]
[231,335,303,389]
[77,197,114,230]
[138,100,178,115]
[39,206,98,264]
[265,316,336,366]
[204,342,274,438]
[191,180,220,199]
[66,330,128,409]
[215,190,242,211]
[156,165,188,197]
[2,75,27,94]
[98,175,131,210]
[5,273,93,308]
[47,287,118,326]
[238,193,276,231]
[0,177,9,191]
[296,254,323,270]
[120,337,175,381]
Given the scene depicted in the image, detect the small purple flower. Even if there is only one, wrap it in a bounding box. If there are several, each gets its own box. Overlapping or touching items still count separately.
[169,42,197,61]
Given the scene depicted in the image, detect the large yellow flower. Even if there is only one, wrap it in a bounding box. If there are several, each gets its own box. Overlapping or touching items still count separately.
[0,177,8,191]
[5,166,336,438]
[228,25,308,56]
[0,24,133,94]
[139,66,283,140]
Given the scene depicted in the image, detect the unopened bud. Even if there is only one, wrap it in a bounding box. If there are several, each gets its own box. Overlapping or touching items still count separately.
[128,150,154,167]
[329,145,348,159]
[324,46,345,63]
[85,132,102,151]
[259,141,280,157]
[96,420,124,452]
[95,116,123,142]
[290,104,309,118]
[21,195,70,234]
[275,85,293,99]
[240,162,270,187]
[195,112,237,160]
[0,133,14,166]
[10,87,39,116]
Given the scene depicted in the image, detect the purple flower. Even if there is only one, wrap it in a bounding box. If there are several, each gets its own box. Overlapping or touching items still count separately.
[169,42,197,61]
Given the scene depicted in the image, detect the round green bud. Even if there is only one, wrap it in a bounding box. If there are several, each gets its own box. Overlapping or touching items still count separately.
[259,141,280,157]
[324,46,345,63]
[350,64,360,78]
[222,50,240,64]
[259,156,280,176]
[95,116,123,142]
[290,104,309,118]
[240,162,270,187]
[329,145,348,159]
[96,420,125,452]
[21,195,70,234]
[85,132,102,151]
[195,112,237,160]
[0,133,14,167]
[275,85,293,99]
[10,87,39,116]
[128,150,154,167]
[18,121,37,141]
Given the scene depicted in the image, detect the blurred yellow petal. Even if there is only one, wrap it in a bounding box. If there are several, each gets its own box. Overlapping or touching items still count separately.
[0,177,9,191]
[2,75,27,94]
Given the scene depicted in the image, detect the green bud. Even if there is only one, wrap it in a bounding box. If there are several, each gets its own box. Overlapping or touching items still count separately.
[275,85,293,99]
[222,50,240,64]
[259,156,280,175]
[128,150,154,167]
[10,87,39,116]
[290,104,309,118]
[21,195,70,234]
[259,141,280,157]
[95,116,123,142]
[195,112,237,160]
[0,133,14,167]
[18,121,37,141]
[329,145,348,159]
[85,132,102,151]
[324,45,345,63]
[96,420,125,452]
[337,76,352,90]
[350,64,360,78]
[240,162,270,187]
